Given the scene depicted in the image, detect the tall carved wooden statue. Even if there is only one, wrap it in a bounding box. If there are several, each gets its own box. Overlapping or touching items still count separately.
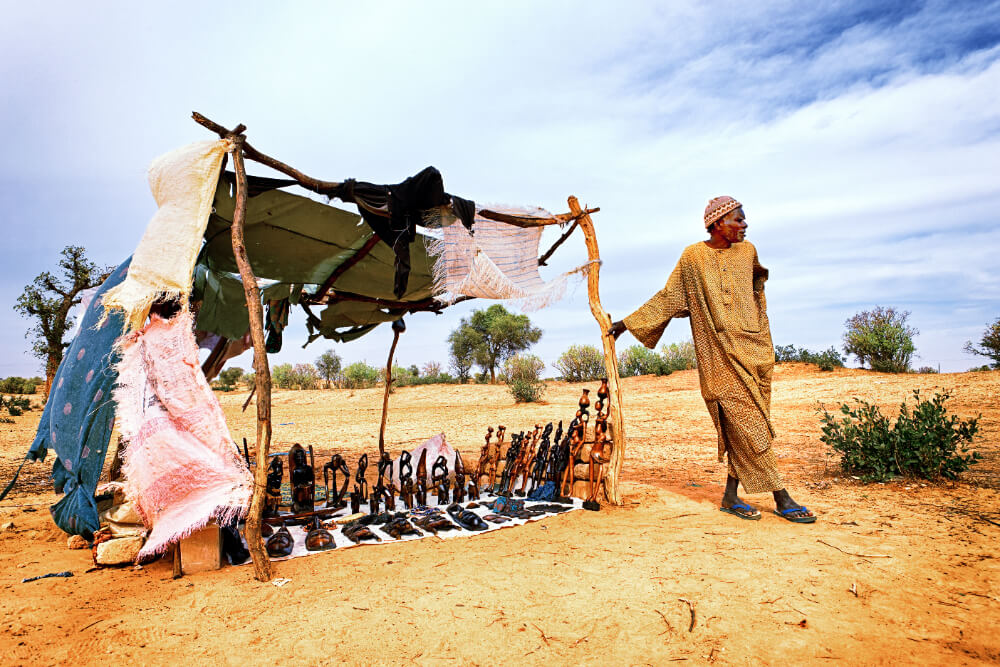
[264,456,283,518]
[289,444,315,513]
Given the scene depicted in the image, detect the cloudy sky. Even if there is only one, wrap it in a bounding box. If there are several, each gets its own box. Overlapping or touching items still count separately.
[2,1,998,377]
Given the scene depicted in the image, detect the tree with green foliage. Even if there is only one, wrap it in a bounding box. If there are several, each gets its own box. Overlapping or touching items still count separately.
[342,361,380,389]
[218,367,244,387]
[14,246,112,395]
[503,353,546,403]
[447,326,479,383]
[554,344,606,382]
[617,344,670,377]
[315,349,343,387]
[449,305,542,384]
[842,306,917,373]
[660,340,698,371]
[963,317,1000,370]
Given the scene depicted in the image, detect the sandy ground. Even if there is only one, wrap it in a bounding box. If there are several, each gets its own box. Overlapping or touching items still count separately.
[0,364,997,665]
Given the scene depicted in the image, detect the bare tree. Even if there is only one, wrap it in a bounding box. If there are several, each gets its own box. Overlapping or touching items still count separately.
[14,246,111,395]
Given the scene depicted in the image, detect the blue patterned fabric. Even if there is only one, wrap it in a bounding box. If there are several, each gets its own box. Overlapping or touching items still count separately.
[24,258,130,538]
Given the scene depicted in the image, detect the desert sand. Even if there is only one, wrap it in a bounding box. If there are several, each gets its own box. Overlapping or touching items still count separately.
[1,364,997,665]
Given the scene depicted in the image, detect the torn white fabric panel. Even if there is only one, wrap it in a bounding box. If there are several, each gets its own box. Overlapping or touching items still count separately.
[103,139,231,332]
[425,205,590,311]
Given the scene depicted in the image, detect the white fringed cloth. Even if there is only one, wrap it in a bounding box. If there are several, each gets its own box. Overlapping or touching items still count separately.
[102,140,231,333]
[426,206,591,311]
[114,311,251,559]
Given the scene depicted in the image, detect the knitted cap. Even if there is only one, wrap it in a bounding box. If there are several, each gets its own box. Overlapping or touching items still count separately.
[704,196,742,228]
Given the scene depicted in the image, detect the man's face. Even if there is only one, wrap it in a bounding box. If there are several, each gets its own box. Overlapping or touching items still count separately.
[714,207,747,243]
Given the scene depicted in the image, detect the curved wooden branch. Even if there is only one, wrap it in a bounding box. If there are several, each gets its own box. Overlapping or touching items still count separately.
[567,196,625,506]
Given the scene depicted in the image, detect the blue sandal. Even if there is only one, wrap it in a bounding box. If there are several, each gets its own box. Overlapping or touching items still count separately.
[774,506,816,523]
[719,502,761,520]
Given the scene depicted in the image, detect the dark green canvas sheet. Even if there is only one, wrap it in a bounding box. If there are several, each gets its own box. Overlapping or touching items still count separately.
[193,174,437,344]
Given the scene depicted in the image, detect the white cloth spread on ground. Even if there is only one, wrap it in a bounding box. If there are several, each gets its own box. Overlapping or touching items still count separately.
[426,206,591,311]
[103,139,231,332]
[255,497,584,562]
[114,310,252,559]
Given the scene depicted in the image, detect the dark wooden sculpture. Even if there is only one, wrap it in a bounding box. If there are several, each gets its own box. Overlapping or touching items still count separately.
[415,449,428,506]
[265,523,294,558]
[446,503,488,531]
[354,453,369,504]
[474,427,494,488]
[496,431,521,496]
[432,455,451,505]
[527,422,553,495]
[304,515,336,551]
[342,521,382,543]
[412,513,458,534]
[515,424,543,495]
[398,450,414,509]
[383,516,423,539]
[585,378,614,510]
[264,456,283,518]
[350,490,361,514]
[322,454,349,509]
[289,443,315,514]
[371,451,394,513]
[454,450,467,504]
[487,425,506,493]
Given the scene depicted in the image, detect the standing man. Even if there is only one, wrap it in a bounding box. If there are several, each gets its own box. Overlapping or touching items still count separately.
[609,196,815,523]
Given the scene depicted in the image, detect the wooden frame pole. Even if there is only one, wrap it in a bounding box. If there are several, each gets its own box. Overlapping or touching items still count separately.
[229,135,273,582]
[567,196,626,505]
[378,320,404,457]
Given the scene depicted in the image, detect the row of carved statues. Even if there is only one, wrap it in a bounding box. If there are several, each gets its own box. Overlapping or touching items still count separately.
[474,380,613,510]
[265,443,486,520]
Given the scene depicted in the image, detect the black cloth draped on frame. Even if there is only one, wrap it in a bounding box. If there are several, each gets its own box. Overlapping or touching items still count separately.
[321,166,475,298]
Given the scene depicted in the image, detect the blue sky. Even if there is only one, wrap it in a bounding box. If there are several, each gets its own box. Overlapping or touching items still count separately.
[2,1,999,376]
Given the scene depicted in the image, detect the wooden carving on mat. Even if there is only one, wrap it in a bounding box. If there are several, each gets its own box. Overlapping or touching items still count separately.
[487,425,506,492]
[289,444,315,514]
[415,449,428,506]
[475,427,494,488]
[264,456,283,518]
[323,454,349,509]
[398,450,414,509]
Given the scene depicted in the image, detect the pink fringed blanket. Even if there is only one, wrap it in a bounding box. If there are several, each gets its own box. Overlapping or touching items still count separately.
[114,311,252,559]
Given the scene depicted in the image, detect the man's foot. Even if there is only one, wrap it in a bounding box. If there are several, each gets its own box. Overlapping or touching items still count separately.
[772,489,816,523]
[720,501,761,520]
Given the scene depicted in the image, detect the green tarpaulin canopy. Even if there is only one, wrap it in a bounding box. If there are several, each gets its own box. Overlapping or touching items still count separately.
[193,173,438,346]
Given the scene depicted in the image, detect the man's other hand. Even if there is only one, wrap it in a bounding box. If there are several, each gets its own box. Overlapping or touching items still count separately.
[608,320,627,340]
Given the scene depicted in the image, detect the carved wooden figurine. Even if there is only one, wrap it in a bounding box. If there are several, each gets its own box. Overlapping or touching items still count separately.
[305,514,336,551]
[264,456,283,518]
[487,425,506,493]
[454,450,468,504]
[497,432,521,496]
[514,424,542,496]
[354,453,369,504]
[415,449,428,506]
[527,422,553,494]
[474,426,494,488]
[265,522,294,558]
[398,450,414,509]
[289,443,315,514]
[432,455,451,505]
[323,454,349,509]
[585,412,612,511]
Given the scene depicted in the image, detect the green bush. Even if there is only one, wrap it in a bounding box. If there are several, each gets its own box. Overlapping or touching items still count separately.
[554,344,606,381]
[775,344,844,371]
[381,364,417,390]
[914,366,938,374]
[211,383,235,392]
[661,340,697,372]
[503,353,546,403]
[1,395,32,416]
[0,377,38,394]
[343,361,379,389]
[819,390,980,482]
[618,345,670,377]
[843,306,917,373]
[218,367,244,387]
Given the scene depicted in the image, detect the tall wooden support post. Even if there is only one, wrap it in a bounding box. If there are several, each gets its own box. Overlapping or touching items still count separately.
[378,318,405,457]
[229,135,273,582]
[567,196,626,505]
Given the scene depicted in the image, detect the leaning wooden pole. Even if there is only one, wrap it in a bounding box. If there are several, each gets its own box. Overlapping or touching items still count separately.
[567,196,626,505]
[378,319,405,457]
[229,135,273,582]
